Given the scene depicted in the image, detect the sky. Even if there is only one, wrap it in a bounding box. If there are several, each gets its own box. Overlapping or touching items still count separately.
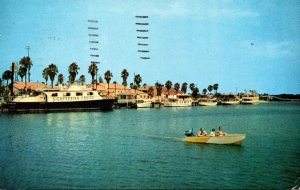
[0,0,300,94]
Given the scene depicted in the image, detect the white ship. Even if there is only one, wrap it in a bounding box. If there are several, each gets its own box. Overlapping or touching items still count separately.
[164,94,192,107]
[241,92,260,104]
[7,83,115,112]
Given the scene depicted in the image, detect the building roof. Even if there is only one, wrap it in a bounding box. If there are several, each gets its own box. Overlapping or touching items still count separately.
[13,81,52,90]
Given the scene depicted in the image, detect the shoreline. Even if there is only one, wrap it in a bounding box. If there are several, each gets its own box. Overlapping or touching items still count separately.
[1,100,299,114]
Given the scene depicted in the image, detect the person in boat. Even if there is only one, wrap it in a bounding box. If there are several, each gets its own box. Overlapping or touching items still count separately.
[217,126,227,136]
[185,128,194,137]
[197,128,207,137]
[210,128,216,137]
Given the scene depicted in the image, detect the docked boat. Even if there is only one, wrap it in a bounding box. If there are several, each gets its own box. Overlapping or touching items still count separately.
[198,95,218,106]
[241,92,260,104]
[116,93,136,108]
[7,83,115,112]
[219,94,240,105]
[164,94,192,107]
[136,98,153,108]
[183,134,246,145]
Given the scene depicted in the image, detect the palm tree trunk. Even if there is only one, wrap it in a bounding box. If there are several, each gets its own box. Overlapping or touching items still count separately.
[92,76,95,90]
[108,83,109,95]
[25,75,27,92]
[28,67,30,82]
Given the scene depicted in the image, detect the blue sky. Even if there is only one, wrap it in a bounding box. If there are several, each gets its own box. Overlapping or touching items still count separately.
[1,0,300,94]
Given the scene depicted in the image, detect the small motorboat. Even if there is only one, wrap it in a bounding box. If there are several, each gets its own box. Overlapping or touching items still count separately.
[183,129,246,145]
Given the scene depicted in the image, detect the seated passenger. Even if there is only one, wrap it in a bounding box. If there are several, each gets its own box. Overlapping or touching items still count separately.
[185,128,194,137]
[217,126,227,136]
[210,128,216,137]
[197,128,207,137]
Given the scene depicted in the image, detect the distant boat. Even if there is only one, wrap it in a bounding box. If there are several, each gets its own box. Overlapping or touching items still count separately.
[7,83,115,112]
[136,99,152,108]
[116,93,135,108]
[164,94,192,107]
[184,134,246,145]
[241,92,260,104]
[198,95,217,106]
[219,94,240,105]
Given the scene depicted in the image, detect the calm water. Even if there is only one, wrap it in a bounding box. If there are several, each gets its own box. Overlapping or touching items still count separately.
[0,102,299,189]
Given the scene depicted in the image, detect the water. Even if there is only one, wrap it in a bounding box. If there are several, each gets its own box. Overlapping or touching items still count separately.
[0,102,299,189]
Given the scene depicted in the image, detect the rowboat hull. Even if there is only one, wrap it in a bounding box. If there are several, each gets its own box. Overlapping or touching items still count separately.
[184,134,246,145]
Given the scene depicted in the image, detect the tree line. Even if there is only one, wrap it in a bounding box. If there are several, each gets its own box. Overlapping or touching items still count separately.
[1,56,219,98]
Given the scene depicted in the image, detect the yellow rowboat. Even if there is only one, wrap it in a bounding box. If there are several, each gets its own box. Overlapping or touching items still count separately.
[183,134,246,145]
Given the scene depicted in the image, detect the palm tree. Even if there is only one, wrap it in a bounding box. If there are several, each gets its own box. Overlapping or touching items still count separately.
[134,74,142,98]
[113,81,117,97]
[48,63,58,88]
[202,88,207,95]
[134,74,142,88]
[11,62,18,81]
[174,83,180,94]
[208,85,213,94]
[104,70,113,95]
[213,83,219,94]
[0,79,3,96]
[19,56,32,89]
[79,75,85,85]
[68,62,80,83]
[155,82,163,97]
[19,56,32,82]
[192,87,199,98]
[99,76,103,83]
[148,86,154,98]
[58,74,64,85]
[18,66,27,82]
[42,68,50,85]
[2,70,12,86]
[189,83,195,92]
[165,80,172,96]
[181,82,187,94]
[122,80,127,89]
[130,82,135,89]
[155,82,163,103]
[121,69,129,89]
[88,63,98,89]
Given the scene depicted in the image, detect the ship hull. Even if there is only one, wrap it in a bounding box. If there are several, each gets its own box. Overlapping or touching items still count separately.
[7,99,115,112]
[164,102,192,107]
